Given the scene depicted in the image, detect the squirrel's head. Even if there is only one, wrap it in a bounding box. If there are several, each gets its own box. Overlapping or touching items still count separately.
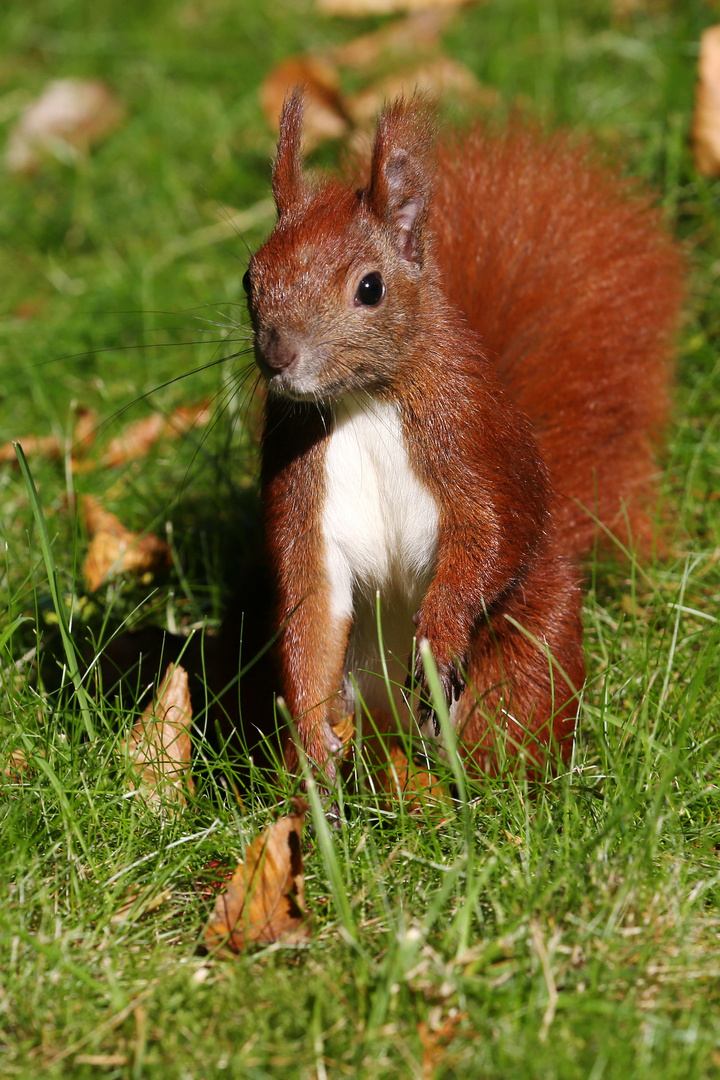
[245,89,438,402]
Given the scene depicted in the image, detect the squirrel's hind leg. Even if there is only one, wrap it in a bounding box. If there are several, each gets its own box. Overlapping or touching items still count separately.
[457,547,585,778]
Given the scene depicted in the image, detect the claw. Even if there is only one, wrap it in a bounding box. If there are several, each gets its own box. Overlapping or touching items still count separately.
[418,700,441,738]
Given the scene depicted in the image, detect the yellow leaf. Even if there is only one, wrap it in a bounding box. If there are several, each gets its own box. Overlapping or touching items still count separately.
[124,663,195,807]
[82,495,170,591]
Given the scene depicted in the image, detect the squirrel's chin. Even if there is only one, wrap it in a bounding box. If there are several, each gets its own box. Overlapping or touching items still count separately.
[263,367,353,405]
[264,373,323,404]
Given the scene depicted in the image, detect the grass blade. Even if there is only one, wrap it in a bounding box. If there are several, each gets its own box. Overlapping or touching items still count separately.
[14,441,96,740]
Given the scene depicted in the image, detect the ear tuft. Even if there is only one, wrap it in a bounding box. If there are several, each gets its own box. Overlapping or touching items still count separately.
[272,87,307,217]
[367,96,436,264]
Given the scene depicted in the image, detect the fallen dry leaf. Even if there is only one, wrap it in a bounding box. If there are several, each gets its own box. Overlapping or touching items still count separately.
[260,56,348,150]
[611,0,665,16]
[110,886,172,925]
[124,663,195,806]
[72,407,98,454]
[318,0,471,16]
[205,798,311,953]
[380,743,448,812]
[612,0,641,14]
[196,860,236,900]
[0,406,96,466]
[0,433,61,464]
[82,494,170,591]
[346,57,488,127]
[693,26,720,176]
[2,748,35,784]
[102,400,212,467]
[331,712,355,753]
[330,9,454,69]
[12,298,44,320]
[418,1010,467,1080]
[6,79,124,175]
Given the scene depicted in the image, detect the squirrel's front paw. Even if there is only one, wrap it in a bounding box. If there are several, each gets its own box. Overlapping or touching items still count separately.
[308,721,344,787]
[290,713,345,787]
[412,647,465,738]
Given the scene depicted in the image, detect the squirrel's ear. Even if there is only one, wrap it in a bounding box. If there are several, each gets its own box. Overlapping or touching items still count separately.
[272,88,307,217]
[367,98,435,264]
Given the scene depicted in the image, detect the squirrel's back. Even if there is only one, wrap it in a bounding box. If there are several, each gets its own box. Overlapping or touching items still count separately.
[430,123,684,556]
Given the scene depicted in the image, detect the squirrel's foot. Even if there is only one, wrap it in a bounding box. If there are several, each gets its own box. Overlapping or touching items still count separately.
[411,652,465,740]
[312,728,345,827]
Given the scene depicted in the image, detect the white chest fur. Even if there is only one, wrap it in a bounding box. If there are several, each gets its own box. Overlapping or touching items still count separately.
[322,397,439,609]
[322,397,440,720]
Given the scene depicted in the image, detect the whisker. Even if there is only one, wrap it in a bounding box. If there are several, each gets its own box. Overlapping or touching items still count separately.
[173,372,257,492]
[72,349,257,454]
[213,204,258,262]
[29,336,252,371]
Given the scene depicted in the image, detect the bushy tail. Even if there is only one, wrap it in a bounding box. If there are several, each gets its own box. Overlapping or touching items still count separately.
[432,123,684,557]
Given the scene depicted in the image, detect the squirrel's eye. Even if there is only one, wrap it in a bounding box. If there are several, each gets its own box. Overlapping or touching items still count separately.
[355,272,385,307]
[242,269,252,296]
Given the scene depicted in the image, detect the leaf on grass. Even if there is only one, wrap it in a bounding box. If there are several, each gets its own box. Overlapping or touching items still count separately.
[693,26,720,177]
[317,0,472,17]
[110,886,172,925]
[381,743,448,812]
[418,1011,467,1079]
[6,79,125,175]
[3,749,34,784]
[102,399,212,467]
[346,58,489,127]
[82,494,170,591]
[196,860,236,900]
[123,663,195,807]
[330,9,454,69]
[260,57,348,150]
[611,0,647,16]
[12,298,44,321]
[0,406,96,466]
[331,712,355,754]
[205,798,311,953]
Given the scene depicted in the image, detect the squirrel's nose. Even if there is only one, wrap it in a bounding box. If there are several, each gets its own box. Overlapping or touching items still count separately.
[262,328,298,372]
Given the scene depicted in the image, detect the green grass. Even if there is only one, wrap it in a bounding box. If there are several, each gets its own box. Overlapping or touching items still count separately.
[2,0,720,1076]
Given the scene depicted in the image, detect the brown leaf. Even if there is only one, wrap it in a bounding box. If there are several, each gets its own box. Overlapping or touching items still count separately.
[124,663,195,806]
[12,299,44,321]
[73,407,98,456]
[346,58,490,127]
[82,494,170,591]
[380,743,448,812]
[196,860,236,900]
[6,79,125,175]
[418,1011,467,1079]
[317,0,472,17]
[205,798,312,953]
[0,406,96,465]
[330,9,454,69]
[611,0,666,17]
[0,432,61,464]
[331,712,355,753]
[260,57,348,151]
[110,886,172,925]
[3,749,34,783]
[693,26,720,177]
[102,400,212,467]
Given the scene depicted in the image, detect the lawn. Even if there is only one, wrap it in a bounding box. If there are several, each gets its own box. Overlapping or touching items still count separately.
[1,1,720,1077]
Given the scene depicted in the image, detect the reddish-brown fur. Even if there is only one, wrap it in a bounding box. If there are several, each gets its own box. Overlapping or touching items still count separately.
[245,93,683,784]
[432,125,682,555]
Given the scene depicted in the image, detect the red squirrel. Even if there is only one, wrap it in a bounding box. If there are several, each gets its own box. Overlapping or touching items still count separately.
[242,91,683,785]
